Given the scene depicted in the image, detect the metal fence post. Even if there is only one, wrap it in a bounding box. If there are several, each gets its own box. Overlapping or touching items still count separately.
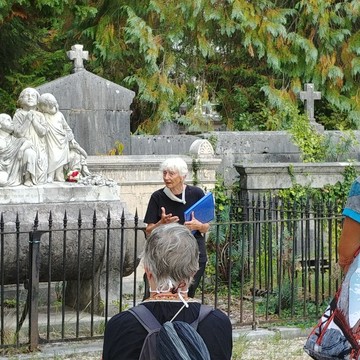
[28,230,47,351]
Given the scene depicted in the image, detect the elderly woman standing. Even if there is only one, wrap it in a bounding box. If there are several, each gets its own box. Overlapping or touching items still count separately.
[103,224,232,360]
[143,157,210,298]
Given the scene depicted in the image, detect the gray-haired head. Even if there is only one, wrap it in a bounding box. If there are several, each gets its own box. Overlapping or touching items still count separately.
[159,158,188,177]
[142,223,199,291]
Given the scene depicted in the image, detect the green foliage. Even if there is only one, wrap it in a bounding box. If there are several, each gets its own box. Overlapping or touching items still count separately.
[207,134,218,150]
[287,103,359,163]
[213,176,231,215]
[321,164,358,208]
[256,279,327,319]
[322,131,359,162]
[288,109,327,163]
[231,335,250,359]
[0,0,73,114]
[175,111,214,134]
[257,279,298,315]
[3,299,17,308]
[209,164,357,304]
[207,177,246,290]
[1,1,360,132]
[278,164,357,210]
[107,141,124,155]
[317,102,356,130]
[112,299,130,312]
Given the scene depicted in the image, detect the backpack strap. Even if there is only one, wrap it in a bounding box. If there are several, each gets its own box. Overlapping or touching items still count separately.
[191,305,214,329]
[128,304,162,332]
[129,303,214,332]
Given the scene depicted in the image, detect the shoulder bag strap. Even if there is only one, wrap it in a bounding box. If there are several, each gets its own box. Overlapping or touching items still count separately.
[191,305,214,329]
[128,304,162,332]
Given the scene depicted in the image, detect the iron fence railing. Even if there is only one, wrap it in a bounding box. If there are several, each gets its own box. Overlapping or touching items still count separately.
[0,194,345,351]
[207,193,344,328]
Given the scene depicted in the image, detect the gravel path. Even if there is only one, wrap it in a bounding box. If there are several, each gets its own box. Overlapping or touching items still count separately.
[238,337,312,360]
[1,336,313,359]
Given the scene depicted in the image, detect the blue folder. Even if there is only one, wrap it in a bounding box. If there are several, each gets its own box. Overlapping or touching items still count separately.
[184,192,215,223]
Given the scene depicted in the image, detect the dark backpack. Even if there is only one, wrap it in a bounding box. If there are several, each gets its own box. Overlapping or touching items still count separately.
[128,304,213,360]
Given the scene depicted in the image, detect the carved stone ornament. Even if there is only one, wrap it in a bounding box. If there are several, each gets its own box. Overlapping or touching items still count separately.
[189,139,215,157]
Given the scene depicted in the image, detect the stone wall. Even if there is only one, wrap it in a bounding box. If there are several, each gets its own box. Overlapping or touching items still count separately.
[130,131,301,186]
[131,130,360,186]
[84,157,360,218]
[236,162,360,193]
[202,131,301,186]
[62,130,360,222]
[130,135,199,155]
[87,153,221,218]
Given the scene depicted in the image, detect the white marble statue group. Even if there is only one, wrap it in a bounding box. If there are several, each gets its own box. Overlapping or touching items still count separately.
[0,87,90,187]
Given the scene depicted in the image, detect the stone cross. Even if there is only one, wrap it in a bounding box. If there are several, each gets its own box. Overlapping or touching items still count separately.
[67,44,89,73]
[299,83,321,121]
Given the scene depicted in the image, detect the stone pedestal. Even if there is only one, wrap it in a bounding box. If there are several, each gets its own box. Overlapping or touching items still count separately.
[0,182,145,312]
[235,162,360,193]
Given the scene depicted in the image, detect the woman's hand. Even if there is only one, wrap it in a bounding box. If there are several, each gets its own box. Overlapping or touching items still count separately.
[184,211,210,234]
[160,207,179,224]
[145,207,179,237]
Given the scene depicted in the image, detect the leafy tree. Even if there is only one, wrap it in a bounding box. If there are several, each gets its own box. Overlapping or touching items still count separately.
[0,0,115,112]
[0,0,76,113]
[1,0,360,133]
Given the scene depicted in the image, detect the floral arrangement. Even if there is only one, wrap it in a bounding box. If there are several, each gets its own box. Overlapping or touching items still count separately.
[66,170,81,182]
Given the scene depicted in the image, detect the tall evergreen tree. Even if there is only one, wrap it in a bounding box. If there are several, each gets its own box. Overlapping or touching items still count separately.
[1,0,360,132]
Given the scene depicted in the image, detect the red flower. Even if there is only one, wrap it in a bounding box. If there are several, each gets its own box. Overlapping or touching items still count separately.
[66,170,80,182]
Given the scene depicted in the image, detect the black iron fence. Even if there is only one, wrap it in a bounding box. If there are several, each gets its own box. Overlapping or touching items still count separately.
[0,194,345,351]
[207,193,344,326]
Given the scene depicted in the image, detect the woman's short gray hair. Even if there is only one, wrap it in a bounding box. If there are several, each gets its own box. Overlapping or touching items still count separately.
[142,223,199,291]
[159,158,188,177]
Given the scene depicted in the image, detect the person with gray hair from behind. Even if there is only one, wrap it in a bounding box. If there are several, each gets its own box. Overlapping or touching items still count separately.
[102,223,232,360]
[143,157,211,299]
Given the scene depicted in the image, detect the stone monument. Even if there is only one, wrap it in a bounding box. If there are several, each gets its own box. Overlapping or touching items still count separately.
[67,44,88,73]
[0,184,144,311]
[36,44,135,156]
[0,113,37,186]
[0,46,145,312]
[299,83,324,132]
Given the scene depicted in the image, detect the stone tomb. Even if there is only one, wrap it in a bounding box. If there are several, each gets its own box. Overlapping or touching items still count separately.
[1,183,145,312]
[235,162,360,193]
[36,69,135,156]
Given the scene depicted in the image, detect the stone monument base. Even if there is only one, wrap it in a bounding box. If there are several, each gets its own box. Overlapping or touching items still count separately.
[0,182,145,313]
